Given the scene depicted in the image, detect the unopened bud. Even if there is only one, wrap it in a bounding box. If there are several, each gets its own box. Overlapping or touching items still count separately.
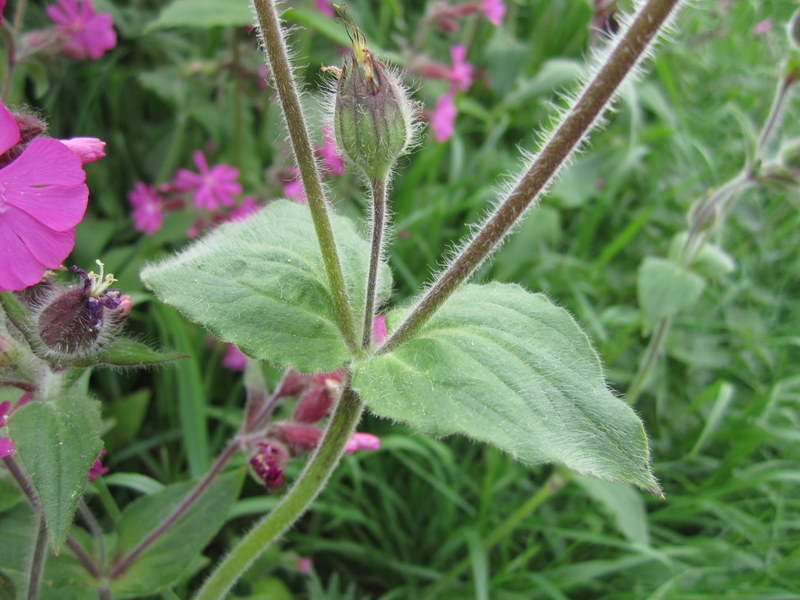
[330,17,415,179]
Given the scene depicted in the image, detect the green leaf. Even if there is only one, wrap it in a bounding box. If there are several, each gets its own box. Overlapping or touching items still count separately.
[668,232,736,279]
[145,0,253,31]
[68,338,188,368]
[352,283,661,494]
[141,201,392,373]
[574,475,650,546]
[6,395,102,551]
[637,257,706,334]
[111,469,245,598]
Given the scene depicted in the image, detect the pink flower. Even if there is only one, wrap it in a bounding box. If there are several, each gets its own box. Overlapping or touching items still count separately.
[314,0,334,17]
[371,314,387,345]
[752,19,772,35]
[45,0,117,60]
[128,182,163,235]
[0,103,89,292]
[87,449,108,482]
[316,125,344,176]
[447,46,473,92]
[250,442,284,489]
[222,344,247,371]
[59,137,106,164]
[344,432,381,454]
[482,0,505,26]
[228,196,259,221]
[431,92,457,142]
[297,557,314,574]
[0,401,15,458]
[0,0,5,24]
[282,167,306,204]
[174,151,242,211]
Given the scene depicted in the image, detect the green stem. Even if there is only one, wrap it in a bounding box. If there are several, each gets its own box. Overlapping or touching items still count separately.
[109,440,240,579]
[625,316,672,405]
[362,177,388,348]
[195,387,364,600]
[379,0,684,354]
[27,510,47,600]
[755,74,794,161]
[422,471,568,599]
[252,0,359,355]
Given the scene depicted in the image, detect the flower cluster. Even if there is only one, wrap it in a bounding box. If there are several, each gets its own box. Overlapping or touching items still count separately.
[246,368,381,489]
[45,0,116,60]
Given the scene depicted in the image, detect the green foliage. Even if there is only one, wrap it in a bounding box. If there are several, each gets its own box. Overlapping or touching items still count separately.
[637,257,706,333]
[146,0,253,31]
[141,201,392,373]
[6,394,102,552]
[354,283,659,492]
[68,338,188,368]
[111,469,245,597]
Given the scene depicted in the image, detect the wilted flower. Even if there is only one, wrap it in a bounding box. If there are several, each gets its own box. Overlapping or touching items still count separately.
[0,103,88,292]
[45,0,117,60]
[249,442,284,489]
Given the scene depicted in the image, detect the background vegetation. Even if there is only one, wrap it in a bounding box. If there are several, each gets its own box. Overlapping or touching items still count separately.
[3,0,799,597]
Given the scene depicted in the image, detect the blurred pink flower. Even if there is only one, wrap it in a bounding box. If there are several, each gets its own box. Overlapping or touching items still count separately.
[174,151,242,210]
[222,344,247,371]
[87,449,108,482]
[447,45,473,91]
[0,103,88,292]
[752,19,772,35]
[371,314,387,345]
[344,432,381,454]
[482,0,505,25]
[431,92,457,142]
[282,167,306,204]
[297,557,314,574]
[316,125,344,176]
[314,0,334,17]
[229,196,259,221]
[0,0,5,24]
[46,0,116,60]
[128,182,163,235]
[60,137,106,164]
[0,401,14,458]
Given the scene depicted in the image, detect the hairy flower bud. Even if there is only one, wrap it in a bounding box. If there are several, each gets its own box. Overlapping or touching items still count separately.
[330,20,415,179]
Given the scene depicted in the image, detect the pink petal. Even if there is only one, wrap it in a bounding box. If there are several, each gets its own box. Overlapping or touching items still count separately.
[222,344,247,371]
[344,432,381,454]
[1,207,76,266]
[0,438,14,458]
[0,103,20,155]
[0,217,52,290]
[60,137,106,164]
[431,93,457,142]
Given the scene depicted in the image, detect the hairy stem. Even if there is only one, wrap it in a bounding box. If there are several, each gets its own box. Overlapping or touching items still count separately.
[65,537,100,579]
[253,0,359,355]
[755,74,794,161]
[379,0,683,354]
[109,441,240,579]
[195,386,364,600]
[362,177,388,348]
[27,511,47,600]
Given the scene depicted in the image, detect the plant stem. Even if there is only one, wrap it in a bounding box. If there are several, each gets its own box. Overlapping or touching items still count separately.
[362,177,388,348]
[624,315,672,405]
[422,471,568,599]
[755,74,794,160]
[195,386,364,600]
[65,537,100,579]
[78,500,106,569]
[252,0,359,355]
[27,511,47,600]
[109,440,240,579]
[379,0,683,354]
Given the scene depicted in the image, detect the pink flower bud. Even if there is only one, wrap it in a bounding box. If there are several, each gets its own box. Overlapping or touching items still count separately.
[87,449,108,482]
[344,432,381,454]
[297,557,314,574]
[60,137,106,164]
[277,368,312,398]
[276,423,324,450]
[249,442,284,488]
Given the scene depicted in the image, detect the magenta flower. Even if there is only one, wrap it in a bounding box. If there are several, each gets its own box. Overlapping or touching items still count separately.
[431,92,457,142]
[316,125,344,176]
[314,0,334,17]
[344,432,381,454]
[297,557,314,575]
[0,401,14,458]
[447,45,474,92]
[228,196,259,221]
[250,442,284,489]
[87,449,108,482]
[0,103,89,292]
[60,137,106,164]
[752,18,772,35]
[128,182,163,235]
[46,0,117,60]
[282,167,306,204]
[371,314,387,345]
[0,0,5,24]
[222,343,247,371]
[482,0,505,26]
[174,151,242,211]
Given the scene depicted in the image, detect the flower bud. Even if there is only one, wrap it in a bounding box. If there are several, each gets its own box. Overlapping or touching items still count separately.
[789,8,800,50]
[330,21,415,179]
